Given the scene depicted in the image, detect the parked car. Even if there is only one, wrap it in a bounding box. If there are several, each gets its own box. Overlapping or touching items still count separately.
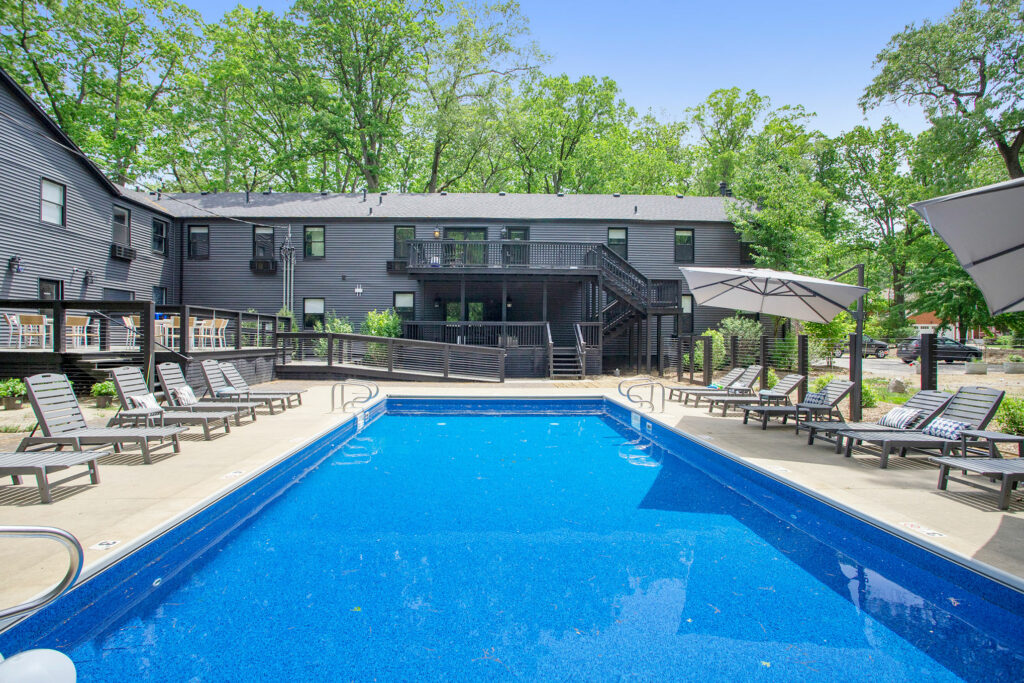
[833,336,889,359]
[896,337,983,363]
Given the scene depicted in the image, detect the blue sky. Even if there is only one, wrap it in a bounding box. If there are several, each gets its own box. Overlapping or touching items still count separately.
[192,0,960,137]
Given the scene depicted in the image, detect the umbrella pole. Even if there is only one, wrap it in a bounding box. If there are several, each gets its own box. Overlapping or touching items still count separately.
[850,266,865,421]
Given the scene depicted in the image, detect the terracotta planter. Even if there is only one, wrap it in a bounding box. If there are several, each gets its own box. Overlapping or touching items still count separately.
[2,396,20,410]
[95,395,112,409]
[1004,362,1024,374]
[966,363,988,375]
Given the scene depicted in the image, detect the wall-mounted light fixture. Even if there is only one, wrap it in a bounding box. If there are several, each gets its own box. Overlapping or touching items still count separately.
[506,297,512,309]
[83,269,94,285]
[354,284,364,297]
[433,297,441,309]
[500,228,507,239]
[433,228,442,239]
[8,256,23,273]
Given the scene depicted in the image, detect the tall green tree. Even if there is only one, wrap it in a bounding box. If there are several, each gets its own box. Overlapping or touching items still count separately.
[0,0,202,183]
[291,0,442,191]
[862,0,1024,179]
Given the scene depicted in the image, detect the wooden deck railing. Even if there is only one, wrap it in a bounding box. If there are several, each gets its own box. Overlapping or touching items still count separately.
[155,305,290,353]
[276,331,506,382]
[402,321,549,348]
[407,239,601,271]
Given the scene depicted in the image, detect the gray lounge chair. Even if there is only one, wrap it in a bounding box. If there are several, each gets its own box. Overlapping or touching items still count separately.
[931,456,1024,510]
[156,363,260,422]
[0,450,106,503]
[201,360,286,414]
[705,374,804,416]
[218,362,304,407]
[839,386,1005,468]
[18,373,185,465]
[799,389,953,452]
[667,367,744,403]
[739,379,855,430]
[110,366,236,438]
[669,366,762,407]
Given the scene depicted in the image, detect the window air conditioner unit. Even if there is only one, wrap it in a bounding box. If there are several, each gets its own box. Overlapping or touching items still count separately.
[250,259,278,274]
[110,244,137,261]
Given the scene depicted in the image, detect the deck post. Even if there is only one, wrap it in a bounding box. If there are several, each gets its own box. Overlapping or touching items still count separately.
[702,334,713,385]
[759,335,769,390]
[688,334,695,384]
[51,301,65,353]
[387,339,395,373]
[140,300,155,388]
[676,330,683,382]
[234,311,243,349]
[443,345,450,378]
[645,318,651,374]
[797,334,809,402]
[920,333,937,391]
[730,336,739,369]
[656,316,663,376]
[327,334,334,366]
[179,305,190,354]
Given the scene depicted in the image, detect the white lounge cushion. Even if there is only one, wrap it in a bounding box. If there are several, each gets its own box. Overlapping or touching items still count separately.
[877,406,920,429]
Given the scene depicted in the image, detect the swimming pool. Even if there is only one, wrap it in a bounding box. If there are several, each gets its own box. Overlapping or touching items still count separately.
[2,397,1023,681]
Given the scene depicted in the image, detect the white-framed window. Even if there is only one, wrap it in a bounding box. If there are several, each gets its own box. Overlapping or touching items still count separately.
[188,225,209,259]
[41,179,66,225]
[607,227,627,259]
[153,218,169,254]
[113,206,131,245]
[303,297,325,329]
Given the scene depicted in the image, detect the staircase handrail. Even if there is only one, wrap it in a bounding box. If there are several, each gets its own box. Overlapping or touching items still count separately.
[573,323,587,380]
[598,245,650,308]
[545,322,554,378]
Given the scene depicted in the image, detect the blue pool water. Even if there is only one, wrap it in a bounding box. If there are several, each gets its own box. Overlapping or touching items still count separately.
[3,399,1024,681]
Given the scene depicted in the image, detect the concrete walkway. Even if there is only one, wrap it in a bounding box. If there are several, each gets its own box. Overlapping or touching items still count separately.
[1,377,1022,618]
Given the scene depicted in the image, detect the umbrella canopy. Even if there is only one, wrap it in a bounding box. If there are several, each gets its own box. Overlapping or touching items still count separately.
[679,267,868,324]
[910,177,1024,316]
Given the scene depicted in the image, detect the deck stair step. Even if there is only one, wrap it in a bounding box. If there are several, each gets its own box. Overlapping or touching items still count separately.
[550,346,583,379]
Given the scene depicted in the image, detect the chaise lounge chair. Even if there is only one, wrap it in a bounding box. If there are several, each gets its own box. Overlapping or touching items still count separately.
[838,386,1005,468]
[930,456,1024,510]
[666,367,744,403]
[109,366,236,439]
[200,360,287,414]
[18,373,186,465]
[156,363,260,422]
[0,450,106,503]
[739,379,855,430]
[798,389,953,452]
[705,374,804,416]
[668,366,762,407]
[218,362,304,407]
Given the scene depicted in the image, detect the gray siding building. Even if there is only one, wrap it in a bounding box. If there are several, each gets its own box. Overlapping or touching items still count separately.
[1,66,757,377]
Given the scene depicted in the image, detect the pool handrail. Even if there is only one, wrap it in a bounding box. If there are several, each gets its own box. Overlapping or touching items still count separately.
[617,376,659,398]
[625,380,665,413]
[331,380,380,412]
[0,526,83,622]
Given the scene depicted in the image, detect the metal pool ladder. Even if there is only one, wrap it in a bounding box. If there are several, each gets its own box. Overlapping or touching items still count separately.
[0,526,83,621]
[331,379,380,412]
[618,377,665,413]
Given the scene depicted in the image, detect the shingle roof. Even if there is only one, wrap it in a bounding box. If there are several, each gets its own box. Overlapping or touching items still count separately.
[124,191,737,223]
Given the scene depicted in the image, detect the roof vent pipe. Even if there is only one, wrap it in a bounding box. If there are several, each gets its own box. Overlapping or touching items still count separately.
[440,191,447,196]
[612,193,620,197]
[369,207,373,215]
[557,192,564,197]
[245,190,250,203]
[718,181,728,196]
[498,191,506,196]
[676,193,683,198]
[362,189,367,202]
[634,205,638,214]
[321,190,329,195]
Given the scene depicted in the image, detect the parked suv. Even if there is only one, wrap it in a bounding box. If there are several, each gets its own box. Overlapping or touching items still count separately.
[833,336,889,359]
[896,337,983,363]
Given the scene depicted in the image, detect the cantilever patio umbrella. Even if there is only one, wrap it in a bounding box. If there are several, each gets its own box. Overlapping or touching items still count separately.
[910,177,1024,316]
[677,267,868,324]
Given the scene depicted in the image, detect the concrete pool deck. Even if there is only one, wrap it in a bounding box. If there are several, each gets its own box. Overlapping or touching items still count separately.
[2,377,1023,617]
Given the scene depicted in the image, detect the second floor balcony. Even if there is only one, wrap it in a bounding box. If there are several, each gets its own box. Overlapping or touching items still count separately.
[406,239,601,273]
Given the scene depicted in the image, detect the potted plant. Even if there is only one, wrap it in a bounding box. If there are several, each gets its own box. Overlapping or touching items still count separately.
[966,356,988,375]
[0,378,27,410]
[1005,354,1024,374]
[90,380,116,408]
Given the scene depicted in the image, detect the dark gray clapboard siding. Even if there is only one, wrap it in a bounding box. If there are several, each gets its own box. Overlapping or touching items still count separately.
[0,79,178,303]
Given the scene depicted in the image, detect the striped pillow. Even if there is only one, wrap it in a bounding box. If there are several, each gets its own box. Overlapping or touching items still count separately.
[803,391,827,405]
[922,417,971,440]
[129,393,160,411]
[173,386,198,406]
[877,406,920,429]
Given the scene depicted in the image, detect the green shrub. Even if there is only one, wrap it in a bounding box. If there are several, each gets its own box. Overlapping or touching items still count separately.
[360,309,403,365]
[686,330,727,371]
[995,396,1024,436]
[1008,354,1024,363]
[312,312,354,357]
[90,380,115,397]
[811,374,835,393]
[860,382,879,408]
[0,378,27,398]
[765,368,778,389]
